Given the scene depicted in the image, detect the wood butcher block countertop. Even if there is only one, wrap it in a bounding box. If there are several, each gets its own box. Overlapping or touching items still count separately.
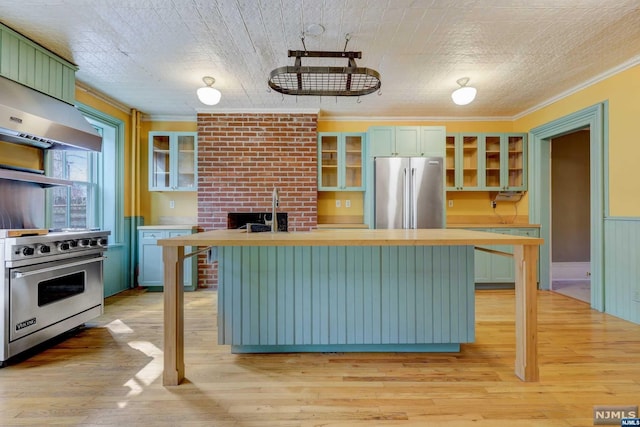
[157,228,543,248]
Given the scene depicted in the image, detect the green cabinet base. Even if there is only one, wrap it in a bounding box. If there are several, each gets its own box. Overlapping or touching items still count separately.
[218,245,475,352]
[231,343,460,353]
[137,227,198,291]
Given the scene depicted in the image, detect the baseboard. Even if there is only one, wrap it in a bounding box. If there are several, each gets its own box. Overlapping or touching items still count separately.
[552,262,590,281]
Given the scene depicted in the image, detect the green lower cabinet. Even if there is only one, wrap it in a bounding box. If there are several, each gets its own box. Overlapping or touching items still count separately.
[471,228,539,285]
[137,226,198,291]
[217,245,475,352]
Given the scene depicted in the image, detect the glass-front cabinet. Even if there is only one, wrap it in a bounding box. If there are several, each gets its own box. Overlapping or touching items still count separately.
[318,133,365,191]
[484,135,502,189]
[506,134,526,190]
[446,134,481,191]
[483,133,527,191]
[447,132,526,191]
[148,132,197,191]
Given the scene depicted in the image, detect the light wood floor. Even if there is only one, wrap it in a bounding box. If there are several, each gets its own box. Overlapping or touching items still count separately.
[1,289,639,427]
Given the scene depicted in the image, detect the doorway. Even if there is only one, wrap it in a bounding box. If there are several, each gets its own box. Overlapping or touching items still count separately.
[550,129,591,303]
[529,102,607,311]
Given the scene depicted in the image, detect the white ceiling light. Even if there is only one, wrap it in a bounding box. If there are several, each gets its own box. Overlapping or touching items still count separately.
[197,76,221,105]
[451,77,477,105]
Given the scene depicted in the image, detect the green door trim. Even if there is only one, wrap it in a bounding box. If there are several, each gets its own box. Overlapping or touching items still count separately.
[528,102,608,311]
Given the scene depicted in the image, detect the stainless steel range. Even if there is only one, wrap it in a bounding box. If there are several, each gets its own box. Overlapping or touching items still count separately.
[0,228,109,365]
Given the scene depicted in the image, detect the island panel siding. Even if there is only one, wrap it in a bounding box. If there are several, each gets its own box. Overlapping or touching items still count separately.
[218,245,475,352]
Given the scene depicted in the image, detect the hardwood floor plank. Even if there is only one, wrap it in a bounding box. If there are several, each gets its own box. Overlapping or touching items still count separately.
[0,288,639,426]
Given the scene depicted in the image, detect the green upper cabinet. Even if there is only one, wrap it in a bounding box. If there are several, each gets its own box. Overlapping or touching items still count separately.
[318,132,365,191]
[420,126,447,158]
[368,126,395,157]
[368,126,446,157]
[446,133,482,191]
[0,23,77,103]
[447,133,527,191]
[482,133,527,191]
[148,131,198,191]
[504,133,527,191]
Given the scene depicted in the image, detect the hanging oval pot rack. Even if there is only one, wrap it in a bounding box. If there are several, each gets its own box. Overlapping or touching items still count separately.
[268,33,381,97]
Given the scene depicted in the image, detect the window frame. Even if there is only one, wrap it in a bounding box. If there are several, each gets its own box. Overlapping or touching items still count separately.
[44,103,124,244]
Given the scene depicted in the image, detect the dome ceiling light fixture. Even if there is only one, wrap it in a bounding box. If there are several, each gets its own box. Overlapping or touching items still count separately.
[197,76,222,105]
[268,33,381,97]
[451,77,477,105]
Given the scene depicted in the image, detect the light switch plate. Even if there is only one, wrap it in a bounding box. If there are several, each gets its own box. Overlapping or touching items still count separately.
[336,200,341,208]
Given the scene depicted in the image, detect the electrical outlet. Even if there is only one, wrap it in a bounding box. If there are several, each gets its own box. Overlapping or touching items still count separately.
[491,201,497,209]
[448,200,454,207]
[169,200,175,209]
[336,200,341,208]
[345,200,351,208]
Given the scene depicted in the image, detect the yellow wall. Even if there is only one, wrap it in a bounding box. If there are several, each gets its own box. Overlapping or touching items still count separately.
[73,87,201,224]
[514,64,640,216]
[317,119,529,223]
[72,62,640,225]
[317,119,516,133]
[319,64,640,221]
[140,121,198,225]
[317,191,364,223]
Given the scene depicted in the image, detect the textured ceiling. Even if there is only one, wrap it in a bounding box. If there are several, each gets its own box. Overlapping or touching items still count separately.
[1,0,639,119]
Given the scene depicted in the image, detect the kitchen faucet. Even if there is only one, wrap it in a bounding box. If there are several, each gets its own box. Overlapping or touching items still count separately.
[271,187,279,233]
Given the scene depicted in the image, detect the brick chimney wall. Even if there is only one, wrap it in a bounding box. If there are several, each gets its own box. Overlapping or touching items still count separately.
[196,112,318,288]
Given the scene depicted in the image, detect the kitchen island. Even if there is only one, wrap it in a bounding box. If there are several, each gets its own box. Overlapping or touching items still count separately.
[158,228,542,386]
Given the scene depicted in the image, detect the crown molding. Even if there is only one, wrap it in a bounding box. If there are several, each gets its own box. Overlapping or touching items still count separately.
[317,115,513,122]
[513,54,640,120]
[141,114,196,122]
[75,80,131,114]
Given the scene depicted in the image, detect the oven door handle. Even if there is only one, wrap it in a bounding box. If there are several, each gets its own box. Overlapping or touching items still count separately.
[12,256,107,279]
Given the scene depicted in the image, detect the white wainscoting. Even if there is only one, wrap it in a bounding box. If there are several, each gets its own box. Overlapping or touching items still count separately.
[551,262,591,281]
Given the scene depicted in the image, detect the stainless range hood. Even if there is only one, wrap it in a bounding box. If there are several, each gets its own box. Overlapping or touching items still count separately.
[0,75,102,151]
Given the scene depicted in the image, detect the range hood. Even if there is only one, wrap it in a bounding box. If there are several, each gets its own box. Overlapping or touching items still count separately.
[0,75,102,151]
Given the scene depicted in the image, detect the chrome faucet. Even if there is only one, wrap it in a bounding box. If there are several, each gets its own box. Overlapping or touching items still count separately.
[271,187,279,233]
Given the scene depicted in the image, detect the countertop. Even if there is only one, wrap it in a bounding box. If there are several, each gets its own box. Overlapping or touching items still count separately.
[138,224,198,230]
[316,223,370,229]
[447,223,541,228]
[157,228,543,247]
[318,223,541,229]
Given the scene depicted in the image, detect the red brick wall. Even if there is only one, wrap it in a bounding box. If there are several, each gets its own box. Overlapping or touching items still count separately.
[196,112,318,288]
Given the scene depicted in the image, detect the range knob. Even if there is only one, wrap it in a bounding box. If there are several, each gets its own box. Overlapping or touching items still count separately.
[89,239,98,247]
[37,244,51,255]
[68,240,78,248]
[78,239,90,247]
[98,238,108,247]
[22,247,35,256]
[58,242,71,251]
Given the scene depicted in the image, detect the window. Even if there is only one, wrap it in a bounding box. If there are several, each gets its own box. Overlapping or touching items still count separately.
[46,106,122,243]
[48,149,99,229]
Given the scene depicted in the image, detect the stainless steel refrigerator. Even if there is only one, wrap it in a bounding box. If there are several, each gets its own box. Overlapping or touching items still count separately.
[374,157,445,229]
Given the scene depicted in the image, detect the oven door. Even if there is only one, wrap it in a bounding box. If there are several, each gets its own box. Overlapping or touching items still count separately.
[8,255,105,341]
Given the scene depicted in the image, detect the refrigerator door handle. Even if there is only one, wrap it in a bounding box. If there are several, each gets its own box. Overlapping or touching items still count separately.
[403,167,410,229]
[411,167,417,228]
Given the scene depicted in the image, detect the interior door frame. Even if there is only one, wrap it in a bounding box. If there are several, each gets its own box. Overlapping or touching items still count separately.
[528,102,608,311]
